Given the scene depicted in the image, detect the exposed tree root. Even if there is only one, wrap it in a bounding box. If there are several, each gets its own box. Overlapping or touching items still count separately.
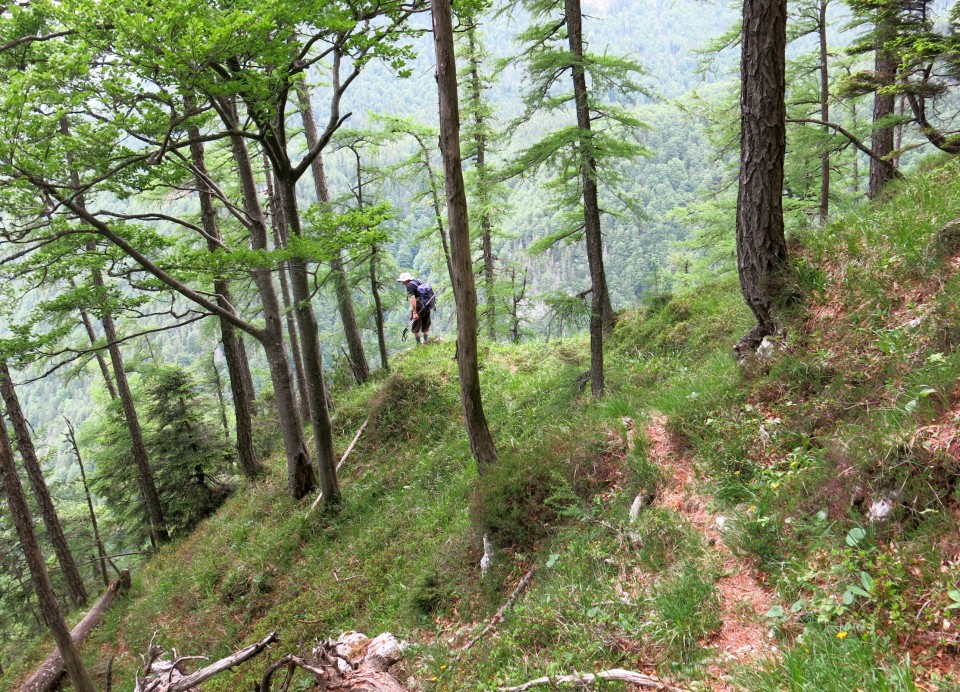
[493,668,684,691]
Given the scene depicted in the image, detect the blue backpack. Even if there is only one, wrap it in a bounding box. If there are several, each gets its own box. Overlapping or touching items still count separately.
[413,281,436,311]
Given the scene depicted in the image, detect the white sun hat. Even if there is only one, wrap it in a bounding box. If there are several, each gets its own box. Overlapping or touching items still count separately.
[397,272,415,282]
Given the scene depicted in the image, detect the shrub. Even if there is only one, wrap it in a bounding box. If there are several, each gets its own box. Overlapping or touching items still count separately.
[471,452,578,551]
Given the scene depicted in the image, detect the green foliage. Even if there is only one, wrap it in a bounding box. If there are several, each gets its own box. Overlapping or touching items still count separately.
[87,365,233,545]
[649,563,721,660]
[470,450,577,551]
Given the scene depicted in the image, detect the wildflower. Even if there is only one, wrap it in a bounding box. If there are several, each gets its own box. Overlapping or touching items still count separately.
[440,665,447,670]
[790,461,798,468]
[734,470,741,476]
[749,505,758,511]
[771,482,781,489]
[836,631,848,639]
[431,676,438,681]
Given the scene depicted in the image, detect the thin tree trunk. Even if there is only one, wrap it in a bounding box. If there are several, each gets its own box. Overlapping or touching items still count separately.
[296,82,369,385]
[370,245,389,372]
[431,0,499,473]
[466,28,497,340]
[264,162,312,422]
[414,132,456,289]
[98,303,169,544]
[0,418,97,692]
[275,173,341,504]
[210,350,230,444]
[64,116,167,543]
[565,0,611,394]
[0,363,87,607]
[64,419,109,589]
[735,0,789,354]
[818,0,830,222]
[76,303,117,400]
[186,118,261,478]
[223,100,316,500]
[868,17,897,198]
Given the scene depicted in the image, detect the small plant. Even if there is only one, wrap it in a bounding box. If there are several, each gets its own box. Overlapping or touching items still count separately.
[649,563,721,659]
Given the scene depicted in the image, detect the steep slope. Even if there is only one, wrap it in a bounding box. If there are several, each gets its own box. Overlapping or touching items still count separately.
[6,156,960,691]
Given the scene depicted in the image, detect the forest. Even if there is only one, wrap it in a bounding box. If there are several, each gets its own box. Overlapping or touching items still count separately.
[0,0,959,689]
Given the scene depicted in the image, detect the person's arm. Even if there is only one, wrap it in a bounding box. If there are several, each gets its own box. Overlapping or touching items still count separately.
[410,295,418,319]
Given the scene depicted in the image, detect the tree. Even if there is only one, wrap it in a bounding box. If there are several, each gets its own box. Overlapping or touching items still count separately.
[734,0,789,355]
[507,0,649,394]
[431,0,499,473]
[0,415,97,692]
[459,23,505,340]
[296,80,370,385]
[0,362,87,607]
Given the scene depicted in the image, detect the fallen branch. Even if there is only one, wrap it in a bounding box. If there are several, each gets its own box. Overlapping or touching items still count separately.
[310,418,368,510]
[493,668,684,692]
[21,571,132,692]
[136,631,279,692]
[458,568,535,654]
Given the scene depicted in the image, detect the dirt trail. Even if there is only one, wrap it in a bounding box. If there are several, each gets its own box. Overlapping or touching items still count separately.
[645,413,779,690]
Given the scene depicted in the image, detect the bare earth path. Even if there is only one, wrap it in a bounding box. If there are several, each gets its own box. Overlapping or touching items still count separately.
[645,414,779,690]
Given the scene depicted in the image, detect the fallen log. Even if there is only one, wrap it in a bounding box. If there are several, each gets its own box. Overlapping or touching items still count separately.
[21,570,131,692]
[310,418,368,511]
[136,631,279,692]
[494,668,684,692]
[457,568,535,654]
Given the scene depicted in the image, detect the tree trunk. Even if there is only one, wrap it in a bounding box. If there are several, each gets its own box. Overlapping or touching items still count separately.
[264,162,312,422]
[431,0,499,474]
[20,571,130,692]
[186,120,261,478]
[370,246,389,371]
[96,291,169,544]
[223,101,316,500]
[210,350,230,443]
[818,0,830,222]
[0,362,87,607]
[64,419,109,588]
[0,420,97,692]
[565,0,612,394]
[296,82,369,385]
[275,173,341,504]
[466,28,497,340]
[735,0,789,355]
[77,304,118,400]
[868,16,897,198]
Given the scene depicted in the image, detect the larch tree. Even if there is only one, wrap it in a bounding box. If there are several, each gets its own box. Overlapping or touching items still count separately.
[508,0,648,395]
[734,0,789,356]
[430,0,499,473]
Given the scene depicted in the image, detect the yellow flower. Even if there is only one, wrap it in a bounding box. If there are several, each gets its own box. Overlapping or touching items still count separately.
[431,676,438,681]
[734,470,741,476]
[749,505,758,511]
[771,482,781,489]
[836,631,848,639]
[440,665,447,670]
[790,461,798,468]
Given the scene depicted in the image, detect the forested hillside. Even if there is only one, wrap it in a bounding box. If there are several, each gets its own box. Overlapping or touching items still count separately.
[0,0,958,689]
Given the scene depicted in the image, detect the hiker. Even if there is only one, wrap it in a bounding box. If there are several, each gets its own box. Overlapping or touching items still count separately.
[397,272,435,345]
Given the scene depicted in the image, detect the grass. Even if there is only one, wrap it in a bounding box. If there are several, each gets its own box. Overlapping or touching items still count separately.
[6,156,960,690]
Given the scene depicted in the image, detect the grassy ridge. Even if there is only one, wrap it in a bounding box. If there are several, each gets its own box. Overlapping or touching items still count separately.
[5,156,960,690]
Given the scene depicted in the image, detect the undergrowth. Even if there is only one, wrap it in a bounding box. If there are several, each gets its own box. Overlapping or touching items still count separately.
[6,157,960,690]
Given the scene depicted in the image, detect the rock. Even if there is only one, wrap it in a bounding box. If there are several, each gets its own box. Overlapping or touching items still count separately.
[629,493,646,520]
[480,533,495,577]
[333,631,370,661]
[866,493,900,523]
[715,516,728,532]
[757,337,784,360]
